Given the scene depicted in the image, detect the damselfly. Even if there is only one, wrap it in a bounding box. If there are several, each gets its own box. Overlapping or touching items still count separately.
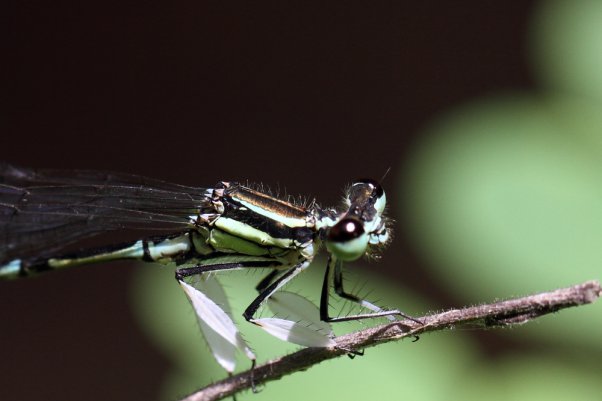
[0,163,415,373]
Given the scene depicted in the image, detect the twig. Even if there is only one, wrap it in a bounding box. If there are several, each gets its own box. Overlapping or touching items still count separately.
[180,280,601,401]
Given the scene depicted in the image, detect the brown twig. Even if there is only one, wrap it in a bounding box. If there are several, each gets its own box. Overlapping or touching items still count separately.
[180,280,601,401]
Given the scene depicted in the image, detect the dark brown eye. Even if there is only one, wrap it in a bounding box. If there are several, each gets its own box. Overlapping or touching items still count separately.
[328,218,365,242]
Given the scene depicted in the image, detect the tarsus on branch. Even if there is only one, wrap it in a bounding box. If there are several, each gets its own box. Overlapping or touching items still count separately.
[181,280,601,401]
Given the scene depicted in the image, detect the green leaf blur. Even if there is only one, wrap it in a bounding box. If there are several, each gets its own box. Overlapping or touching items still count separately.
[398,1,602,400]
[131,2,602,400]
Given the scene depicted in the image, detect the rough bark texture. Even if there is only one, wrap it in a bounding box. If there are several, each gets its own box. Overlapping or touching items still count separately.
[180,280,601,401]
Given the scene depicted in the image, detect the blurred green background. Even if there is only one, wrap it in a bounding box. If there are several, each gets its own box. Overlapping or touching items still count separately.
[132,1,602,400]
[3,1,601,400]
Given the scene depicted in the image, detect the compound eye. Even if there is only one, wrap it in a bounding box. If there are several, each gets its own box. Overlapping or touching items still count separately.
[328,218,364,242]
[326,218,369,261]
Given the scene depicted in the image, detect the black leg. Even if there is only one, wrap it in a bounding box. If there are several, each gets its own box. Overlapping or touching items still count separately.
[347,349,365,359]
[255,269,280,292]
[320,256,422,324]
[175,259,281,281]
[243,261,309,322]
[250,359,258,394]
[319,257,334,322]
[176,257,285,380]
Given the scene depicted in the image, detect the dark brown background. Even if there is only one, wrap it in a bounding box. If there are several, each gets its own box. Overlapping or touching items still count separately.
[2,2,535,400]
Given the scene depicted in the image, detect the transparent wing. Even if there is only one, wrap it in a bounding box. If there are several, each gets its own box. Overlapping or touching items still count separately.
[0,163,211,262]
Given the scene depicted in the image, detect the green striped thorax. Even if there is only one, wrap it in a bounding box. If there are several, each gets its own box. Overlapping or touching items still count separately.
[198,179,390,264]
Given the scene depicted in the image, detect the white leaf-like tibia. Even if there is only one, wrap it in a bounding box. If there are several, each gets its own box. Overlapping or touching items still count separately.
[253,317,335,347]
[268,291,333,334]
[179,278,255,372]
[257,291,335,347]
[195,314,239,372]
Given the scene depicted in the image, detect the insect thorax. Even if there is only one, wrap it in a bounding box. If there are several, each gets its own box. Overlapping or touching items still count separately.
[189,182,318,263]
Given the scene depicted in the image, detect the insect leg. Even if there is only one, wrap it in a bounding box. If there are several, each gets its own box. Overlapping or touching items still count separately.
[255,269,280,292]
[320,256,422,324]
[175,259,281,280]
[175,258,284,373]
[243,261,310,322]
